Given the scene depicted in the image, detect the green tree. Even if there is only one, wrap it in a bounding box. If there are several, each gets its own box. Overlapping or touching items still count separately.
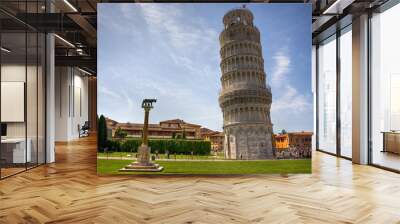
[114,127,127,139]
[98,115,108,151]
[182,130,186,139]
[281,129,287,134]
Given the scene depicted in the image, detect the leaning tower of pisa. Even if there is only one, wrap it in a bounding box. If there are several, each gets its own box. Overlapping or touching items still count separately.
[218,6,273,160]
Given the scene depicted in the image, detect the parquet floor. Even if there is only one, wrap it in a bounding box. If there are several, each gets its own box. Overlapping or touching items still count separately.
[1,136,400,224]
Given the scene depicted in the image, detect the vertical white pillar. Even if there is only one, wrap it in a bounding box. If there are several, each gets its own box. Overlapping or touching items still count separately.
[46,1,55,163]
[352,14,369,164]
[46,33,55,163]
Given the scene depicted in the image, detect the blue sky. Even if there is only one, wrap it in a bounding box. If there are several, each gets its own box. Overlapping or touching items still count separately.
[98,3,312,132]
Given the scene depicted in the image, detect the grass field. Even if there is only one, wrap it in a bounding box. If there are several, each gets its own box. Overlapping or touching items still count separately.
[97,152,225,160]
[97,159,311,175]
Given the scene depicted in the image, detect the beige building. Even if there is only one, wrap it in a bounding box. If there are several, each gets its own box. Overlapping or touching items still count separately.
[273,132,313,151]
[106,118,201,139]
[200,128,225,152]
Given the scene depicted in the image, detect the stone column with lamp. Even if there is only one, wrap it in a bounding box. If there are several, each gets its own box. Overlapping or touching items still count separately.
[119,99,163,172]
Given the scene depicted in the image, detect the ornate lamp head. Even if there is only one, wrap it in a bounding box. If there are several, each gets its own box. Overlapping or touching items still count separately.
[142,99,157,110]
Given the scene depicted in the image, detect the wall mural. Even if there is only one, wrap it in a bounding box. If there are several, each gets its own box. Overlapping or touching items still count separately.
[97,3,312,174]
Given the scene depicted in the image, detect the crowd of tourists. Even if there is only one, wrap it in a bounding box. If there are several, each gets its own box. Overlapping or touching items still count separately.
[275,146,312,159]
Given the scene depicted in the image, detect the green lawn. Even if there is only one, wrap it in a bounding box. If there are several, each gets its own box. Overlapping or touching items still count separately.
[97,152,225,160]
[97,159,311,175]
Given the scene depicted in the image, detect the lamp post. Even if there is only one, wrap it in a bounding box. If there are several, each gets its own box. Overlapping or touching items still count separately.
[119,99,163,172]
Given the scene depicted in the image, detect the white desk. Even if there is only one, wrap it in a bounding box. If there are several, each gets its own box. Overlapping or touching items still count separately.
[1,138,31,163]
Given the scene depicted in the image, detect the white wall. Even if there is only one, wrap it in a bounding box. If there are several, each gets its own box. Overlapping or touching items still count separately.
[1,65,41,138]
[1,65,26,137]
[1,62,47,164]
[55,66,69,141]
[55,67,89,141]
[72,73,89,138]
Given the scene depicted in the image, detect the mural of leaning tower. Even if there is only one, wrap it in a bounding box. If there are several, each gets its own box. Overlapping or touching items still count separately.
[218,6,273,160]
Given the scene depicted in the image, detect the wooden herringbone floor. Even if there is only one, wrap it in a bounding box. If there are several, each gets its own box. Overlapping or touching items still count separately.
[1,136,400,224]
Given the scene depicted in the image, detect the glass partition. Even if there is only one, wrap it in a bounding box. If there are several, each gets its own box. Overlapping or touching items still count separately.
[1,31,28,177]
[0,1,46,179]
[339,26,352,158]
[371,3,400,171]
[317,35,337,154]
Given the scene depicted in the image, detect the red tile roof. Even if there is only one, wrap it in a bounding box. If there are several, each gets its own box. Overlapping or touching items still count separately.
[105,117,201,132]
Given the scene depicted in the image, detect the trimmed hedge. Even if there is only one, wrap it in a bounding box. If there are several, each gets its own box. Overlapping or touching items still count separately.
[106,138,211,155]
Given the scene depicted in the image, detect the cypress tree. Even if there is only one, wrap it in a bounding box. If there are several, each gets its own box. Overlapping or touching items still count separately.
[98,115,108,151]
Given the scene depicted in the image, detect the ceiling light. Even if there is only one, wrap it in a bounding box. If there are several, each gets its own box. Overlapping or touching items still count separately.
[54,34,75,48]
[1,47,11,53]
[322,0,355,15]
[63,0,78,12]
[78,67,93,76]
[76,48,85,56]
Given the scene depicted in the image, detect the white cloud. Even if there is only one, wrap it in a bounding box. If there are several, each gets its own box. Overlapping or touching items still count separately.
[99,86,120,98]
[99,5,142,39]
[271,48,291,86]
[271,85,311,112]
[139,4,217,50]
[122,91,135,112]
[270,47,311,114]
[112,3,222,130]
[138,4,219,76]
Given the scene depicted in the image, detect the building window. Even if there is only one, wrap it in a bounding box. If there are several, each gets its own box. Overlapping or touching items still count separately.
[317,35,337,154]
[370,3,400,171]
[340,26,352,158]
